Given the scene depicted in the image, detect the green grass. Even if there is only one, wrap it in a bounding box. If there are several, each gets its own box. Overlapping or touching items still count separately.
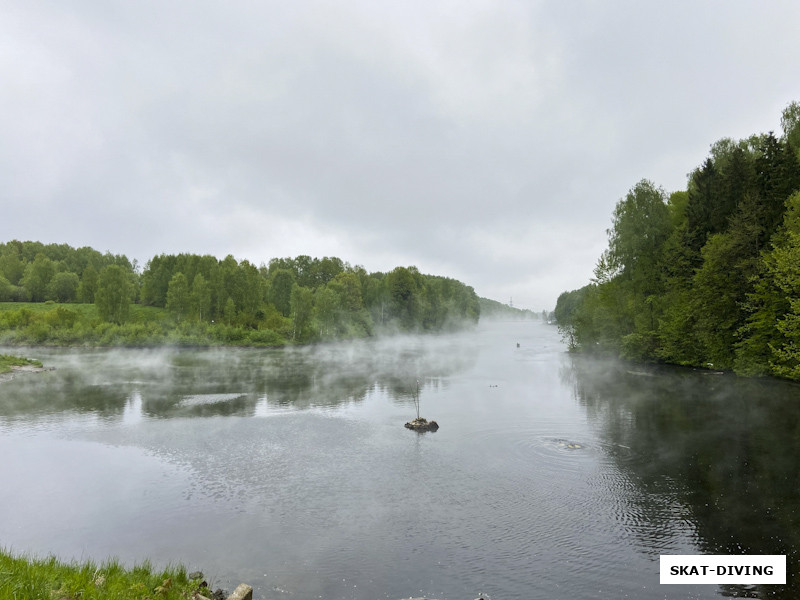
[0,550,209,600]
[0,302,167,322]
[0,353,42,374]
[0,301,290,348]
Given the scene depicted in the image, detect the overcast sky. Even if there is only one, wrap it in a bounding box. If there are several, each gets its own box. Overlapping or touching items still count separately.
[2,1,799,310]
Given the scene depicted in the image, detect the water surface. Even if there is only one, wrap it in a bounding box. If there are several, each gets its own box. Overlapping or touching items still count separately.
[1,321,798,599]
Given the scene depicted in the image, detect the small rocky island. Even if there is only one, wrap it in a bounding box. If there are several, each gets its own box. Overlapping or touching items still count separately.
[404,379,438,432]
[404,417,439,432]
[0,354,52,383]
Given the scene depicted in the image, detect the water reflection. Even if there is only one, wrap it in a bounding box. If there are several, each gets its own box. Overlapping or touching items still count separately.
[565,354,800,599]
[0,334,478,424]
[121,391,144,426]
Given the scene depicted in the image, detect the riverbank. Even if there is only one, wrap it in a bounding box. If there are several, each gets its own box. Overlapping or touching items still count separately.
[0,302,293,348]
[0,549,219,600]
[0,301,470,349]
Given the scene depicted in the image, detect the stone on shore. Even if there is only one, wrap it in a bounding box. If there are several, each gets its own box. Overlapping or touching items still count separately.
[226,583,253,600]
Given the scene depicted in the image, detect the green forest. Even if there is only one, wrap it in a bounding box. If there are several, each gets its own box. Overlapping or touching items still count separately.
[555,101,800,380]
[0,242,480,346]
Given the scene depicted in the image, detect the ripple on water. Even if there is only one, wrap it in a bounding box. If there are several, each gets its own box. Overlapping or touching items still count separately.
[442,422,679,594]
[468,424,595,469]
[413,425,620,583]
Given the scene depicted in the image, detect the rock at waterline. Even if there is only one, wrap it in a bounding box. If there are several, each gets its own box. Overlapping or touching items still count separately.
[226,583,253,600]
[404,417,439,432]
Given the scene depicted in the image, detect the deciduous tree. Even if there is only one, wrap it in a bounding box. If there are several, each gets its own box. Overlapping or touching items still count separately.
[191,273,211,321]
[95,265,133,324]
[166,272,190,321]
[47,272,80,303]
[290,284,313,341]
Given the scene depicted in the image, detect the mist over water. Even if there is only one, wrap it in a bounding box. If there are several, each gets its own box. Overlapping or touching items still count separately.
[1,322,798,599]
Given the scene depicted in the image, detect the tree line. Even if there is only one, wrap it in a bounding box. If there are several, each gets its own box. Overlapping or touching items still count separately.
[555,101,800,380]
[0,243,480,345]
[478,297,543,320]
[0,241,132,304]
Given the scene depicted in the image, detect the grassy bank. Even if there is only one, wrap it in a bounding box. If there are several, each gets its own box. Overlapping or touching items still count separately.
[0,302,288,347]
[0,550,209,600]
[0,353,42,374]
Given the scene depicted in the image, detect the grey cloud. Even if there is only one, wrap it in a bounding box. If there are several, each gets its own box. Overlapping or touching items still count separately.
[2,1,800,310]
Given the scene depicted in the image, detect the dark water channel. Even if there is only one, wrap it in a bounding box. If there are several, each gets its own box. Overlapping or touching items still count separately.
[1,321,799,599]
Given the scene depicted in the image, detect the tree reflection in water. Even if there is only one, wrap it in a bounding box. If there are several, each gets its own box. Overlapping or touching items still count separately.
[563,354,800,599]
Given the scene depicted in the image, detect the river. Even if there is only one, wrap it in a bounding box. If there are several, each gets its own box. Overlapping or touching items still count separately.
[1,321,798,599]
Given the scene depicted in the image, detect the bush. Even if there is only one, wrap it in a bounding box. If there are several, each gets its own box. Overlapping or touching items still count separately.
[247,328,284,346]
[44,306,79,329]
[620,332,658,362]
[22,322,51,343]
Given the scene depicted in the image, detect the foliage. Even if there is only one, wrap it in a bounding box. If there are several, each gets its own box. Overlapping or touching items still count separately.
[47,271,80,303]
[556,101,800,380]
[190,273,211,321]
[20,254,56,302]
[77,265,99,303]
[605,179,671,284]
[290,283,313,341]
[0,243,480,346]
[757,191,800,378]
[165,272,190,321]
[554,286,591,350]
[95,265,134,324]
[269,269,295,317]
